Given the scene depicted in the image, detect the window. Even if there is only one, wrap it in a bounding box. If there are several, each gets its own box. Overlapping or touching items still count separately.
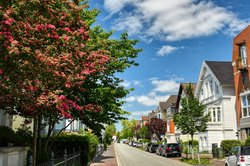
[213,108,216,122]
[241,94,250,118]
[240,45,247,66]
[208,107,221,122]
[215,83,219,94]
[241,70,250,90]
[209,80,213,95]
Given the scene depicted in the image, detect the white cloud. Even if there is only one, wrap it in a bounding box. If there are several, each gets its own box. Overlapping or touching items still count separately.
[130,110,152,116]
[151,80,180,93]
[113,14,143,35]
[157,45,178,56]
[120,79,143,88]
[125,76,182,106]
[125,96,136,102]
[104,0,249,41]
[120,80,131,88]
[126,94,169,106]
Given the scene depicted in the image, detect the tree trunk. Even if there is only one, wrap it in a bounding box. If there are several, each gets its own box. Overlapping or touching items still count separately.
[32,116,38,166]
[37,115,42,156]
[191,134,194,159]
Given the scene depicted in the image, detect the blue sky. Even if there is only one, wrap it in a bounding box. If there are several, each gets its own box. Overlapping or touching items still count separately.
[89,0,250,130]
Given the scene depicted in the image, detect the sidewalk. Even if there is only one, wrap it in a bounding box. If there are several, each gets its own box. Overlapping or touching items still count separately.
[90,144,117,166]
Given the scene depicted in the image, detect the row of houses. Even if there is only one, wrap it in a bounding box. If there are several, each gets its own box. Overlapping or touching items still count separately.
[138,25,250,152]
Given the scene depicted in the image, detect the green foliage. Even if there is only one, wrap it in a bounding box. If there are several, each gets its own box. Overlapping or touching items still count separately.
[84,131,100,160]
[181,140,199,147]
[245,136,250,146]
[120,119,137,139]
[220,140,242,155]
[105,124,116,145]
[181,140,199,154]
[0,126,15,147]
[139,125,149,139]
[173,83,209,144]
[14,126,32,146]
[182,158,209,165]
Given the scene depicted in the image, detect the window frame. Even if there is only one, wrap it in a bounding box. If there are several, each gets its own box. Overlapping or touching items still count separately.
[240,44,247,66]
[241,94,250,118]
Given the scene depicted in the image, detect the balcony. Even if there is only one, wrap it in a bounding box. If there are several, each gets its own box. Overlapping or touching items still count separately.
[236,57,248,71]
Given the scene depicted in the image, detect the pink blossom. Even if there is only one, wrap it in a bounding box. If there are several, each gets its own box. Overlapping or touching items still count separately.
[46,24,56,29]
[61,102,70,110]
[81,69,91,75]
[62,27,71,32]
[3,18,14,26]
[58,95,66,100]
[0,69,3,75]
[65,82,71,88]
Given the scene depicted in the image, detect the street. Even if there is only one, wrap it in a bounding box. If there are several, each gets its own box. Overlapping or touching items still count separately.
[114,143,189,166]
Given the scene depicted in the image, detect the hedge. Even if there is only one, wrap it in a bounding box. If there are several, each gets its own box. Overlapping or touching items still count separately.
[245,136,250,146]
[0,126,15,147]
[220,140,242,155]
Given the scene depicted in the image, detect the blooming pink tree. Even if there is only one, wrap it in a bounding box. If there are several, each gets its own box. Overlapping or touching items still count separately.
[0,1,110,164]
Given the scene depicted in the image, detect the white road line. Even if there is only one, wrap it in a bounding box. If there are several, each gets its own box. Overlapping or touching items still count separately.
[114,143,123,166]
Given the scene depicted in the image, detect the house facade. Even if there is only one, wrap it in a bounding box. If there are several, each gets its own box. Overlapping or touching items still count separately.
[195,61,237,152]
[175,83,198,142]
[232,25,250,141]
[165,95,178,143]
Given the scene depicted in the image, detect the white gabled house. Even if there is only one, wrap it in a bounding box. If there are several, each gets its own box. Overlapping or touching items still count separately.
[195,61,237,152]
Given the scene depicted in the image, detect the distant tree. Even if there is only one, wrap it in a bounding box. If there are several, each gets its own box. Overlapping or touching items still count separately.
[105,124,116,144]
[173,83,210,159]
[148,118,167,141]
[139,125,149,140]
[120,119,137,140]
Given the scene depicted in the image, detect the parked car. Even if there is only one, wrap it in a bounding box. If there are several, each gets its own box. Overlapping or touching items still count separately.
[145,143,153,151]
[136,142,143,148]
[156,145,164,156]
[225,146,250,166]
[148,144,159,153]
[132,142,139,147]
[161,143,181,157]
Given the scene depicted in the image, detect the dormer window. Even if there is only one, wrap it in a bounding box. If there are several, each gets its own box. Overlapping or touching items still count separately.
[240,44,247,66]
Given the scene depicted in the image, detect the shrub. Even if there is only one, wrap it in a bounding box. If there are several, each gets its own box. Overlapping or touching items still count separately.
[181,140,199,154]
[245,136,250,146]
[84,131,100,160]
[0,126,15,147]
[14,126,32,146]
[220,140,242,155]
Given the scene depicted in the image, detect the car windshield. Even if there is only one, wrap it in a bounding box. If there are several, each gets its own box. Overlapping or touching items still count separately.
[242,146,250,155]
[168,144,179,149]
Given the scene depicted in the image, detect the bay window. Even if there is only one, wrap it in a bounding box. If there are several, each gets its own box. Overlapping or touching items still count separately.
[208,107,221,122]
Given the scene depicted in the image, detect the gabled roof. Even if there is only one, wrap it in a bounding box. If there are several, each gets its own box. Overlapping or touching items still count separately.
[165,95,178,108]
[205,61,234,85]
[175,83,196,109]
[159,102,167,110]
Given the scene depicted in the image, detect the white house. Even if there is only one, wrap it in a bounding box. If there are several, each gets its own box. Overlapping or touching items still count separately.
[195,61,237,152]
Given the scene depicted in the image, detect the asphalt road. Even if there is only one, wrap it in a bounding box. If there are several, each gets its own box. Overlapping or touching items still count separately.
[114,143,190,166]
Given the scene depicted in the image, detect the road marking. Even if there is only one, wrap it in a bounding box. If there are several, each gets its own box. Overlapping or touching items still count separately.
[114,143,123,166]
